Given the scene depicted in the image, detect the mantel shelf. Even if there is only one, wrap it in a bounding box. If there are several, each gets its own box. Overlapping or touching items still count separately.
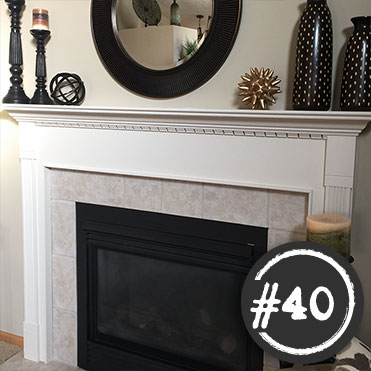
[4,104,371,138]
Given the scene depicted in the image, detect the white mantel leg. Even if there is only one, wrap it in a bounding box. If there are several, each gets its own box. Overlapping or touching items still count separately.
[21,157,40,361]
[19,122,52,363]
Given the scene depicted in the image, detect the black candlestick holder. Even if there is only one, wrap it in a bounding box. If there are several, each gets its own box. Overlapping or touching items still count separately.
[29,29,53,105]
[2,0,30,104]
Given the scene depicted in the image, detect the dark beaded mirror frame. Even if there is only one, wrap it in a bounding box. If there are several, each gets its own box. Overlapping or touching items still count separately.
[91,0,241,98]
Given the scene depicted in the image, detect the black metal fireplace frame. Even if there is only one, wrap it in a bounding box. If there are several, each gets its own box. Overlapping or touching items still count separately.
[77,203,267,371]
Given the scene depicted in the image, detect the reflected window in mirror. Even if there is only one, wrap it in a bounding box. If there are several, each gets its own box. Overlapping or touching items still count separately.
[115,0,213,70]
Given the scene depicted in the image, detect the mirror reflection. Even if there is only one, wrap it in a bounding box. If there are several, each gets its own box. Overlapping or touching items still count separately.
[115,0,213,70]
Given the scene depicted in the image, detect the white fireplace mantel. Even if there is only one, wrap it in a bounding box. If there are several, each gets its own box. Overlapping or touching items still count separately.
[3,104,370,364]
[5,105,370,137]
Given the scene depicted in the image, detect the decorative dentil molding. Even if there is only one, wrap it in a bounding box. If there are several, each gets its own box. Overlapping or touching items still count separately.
[3,104,370,139]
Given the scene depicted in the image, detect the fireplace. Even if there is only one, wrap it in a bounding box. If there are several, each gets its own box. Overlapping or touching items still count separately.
[3,105,368,365]
[77,203,267,371]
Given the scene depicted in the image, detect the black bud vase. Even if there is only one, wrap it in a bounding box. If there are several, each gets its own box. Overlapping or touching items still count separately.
[292,0,333,110]
[340,16,371,111]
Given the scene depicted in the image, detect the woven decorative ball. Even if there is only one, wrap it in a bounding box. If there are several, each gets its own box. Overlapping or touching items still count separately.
[50,72,85,105]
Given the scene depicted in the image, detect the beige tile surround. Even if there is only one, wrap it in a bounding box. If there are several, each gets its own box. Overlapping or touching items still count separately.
[50,169,308,366]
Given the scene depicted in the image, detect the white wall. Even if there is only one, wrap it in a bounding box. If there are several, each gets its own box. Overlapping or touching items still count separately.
[351,127,371,347]
[0,112,24,337]
[0,0,370,341]
[0,1,24,337]
[2,0,370,110]
[119,26,197,70]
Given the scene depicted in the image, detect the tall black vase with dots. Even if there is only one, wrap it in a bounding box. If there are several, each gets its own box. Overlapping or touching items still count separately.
[293,0,333,110]
[340,17,371,111]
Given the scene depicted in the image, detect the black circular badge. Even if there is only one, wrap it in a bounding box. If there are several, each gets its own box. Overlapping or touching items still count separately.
[241,242,364,364]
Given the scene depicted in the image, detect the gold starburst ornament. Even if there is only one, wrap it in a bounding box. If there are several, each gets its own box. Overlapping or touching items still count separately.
[238,68,281,110]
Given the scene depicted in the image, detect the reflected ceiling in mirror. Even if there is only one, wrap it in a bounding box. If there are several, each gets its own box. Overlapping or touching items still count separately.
[115,0,213,70]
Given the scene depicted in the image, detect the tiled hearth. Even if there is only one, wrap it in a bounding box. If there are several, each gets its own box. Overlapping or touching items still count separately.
[50,169,308,366]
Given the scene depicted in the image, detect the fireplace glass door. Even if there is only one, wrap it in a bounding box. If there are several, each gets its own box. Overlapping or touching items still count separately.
[77,203,267,371]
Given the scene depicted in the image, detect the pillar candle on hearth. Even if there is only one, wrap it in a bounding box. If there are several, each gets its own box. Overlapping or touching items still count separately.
[306,214,351,260]
[32,8,49,30]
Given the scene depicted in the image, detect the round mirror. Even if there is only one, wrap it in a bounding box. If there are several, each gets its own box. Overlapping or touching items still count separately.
[91,0,241,97]
[115,0,214,70]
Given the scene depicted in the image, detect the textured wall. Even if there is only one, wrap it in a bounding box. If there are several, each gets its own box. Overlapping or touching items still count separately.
[2,0,371,109]
[0,112,24,337]
[351,126,371,347]
[0,0,24,337]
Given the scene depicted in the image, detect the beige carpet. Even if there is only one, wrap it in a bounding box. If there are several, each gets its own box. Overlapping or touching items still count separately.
[0,341,21,366]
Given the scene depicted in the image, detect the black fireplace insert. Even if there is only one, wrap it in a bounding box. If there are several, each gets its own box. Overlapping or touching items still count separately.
[77,203,267,371]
